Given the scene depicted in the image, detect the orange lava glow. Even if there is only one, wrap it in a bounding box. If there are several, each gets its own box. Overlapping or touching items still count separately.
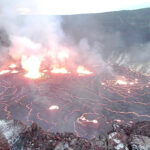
[9,64,17,69]
[43,70,48,73]
[79,116,98,124]
[77,66,93,76]
[51,67,70,74]
[129,82,134,85]
[0,70,10,75]
[49,105,59,110]
[11,70,19,74]
[116,79,127,85]
[92,120,98,124]
[21,56,42,79]
[57,51,69,61]
[116,79,135,86]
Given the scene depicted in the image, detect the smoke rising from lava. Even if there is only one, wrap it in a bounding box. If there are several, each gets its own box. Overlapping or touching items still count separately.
[0,0,113,135]
[0,0,112,76]
[0,2,150,139]
[62,14,150,75]
[0,0,150,76]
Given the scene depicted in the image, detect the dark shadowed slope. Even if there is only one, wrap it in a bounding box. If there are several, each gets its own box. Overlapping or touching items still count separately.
[62,8,150,47]
[62,8,150,74]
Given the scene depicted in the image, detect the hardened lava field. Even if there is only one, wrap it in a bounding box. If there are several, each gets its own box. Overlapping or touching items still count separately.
[0,65,150,138]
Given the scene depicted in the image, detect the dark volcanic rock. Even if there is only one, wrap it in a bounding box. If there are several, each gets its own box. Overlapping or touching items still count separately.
[129,135,150,150]
[0,28,10,47]
[91,136,107,150]
[16,124,92,149]
[0,132,10,150]
[1,120,150,149]
[130,121,150,137]
[0,120,26,149]
[128,121,150,150]
[107,120,150,150]
[107,132,128,150]
[13,122,107,150]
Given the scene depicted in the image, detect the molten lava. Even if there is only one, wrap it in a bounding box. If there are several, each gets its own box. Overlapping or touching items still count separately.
[43,70,48,73]
[77,66,93,76]
[49,105,59,110]
[11,70,19,74]
[116,79,135,86]
[0,63,150,138]
[21,56,42,79]
[0,70,10,75]
[92,120,98,124]
[9,64,17,69]
[51,66,70,74]
[116,79,127,85]
[78,115,98,125]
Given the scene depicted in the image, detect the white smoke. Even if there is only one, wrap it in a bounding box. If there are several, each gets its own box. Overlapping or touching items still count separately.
[0,120,25,146]
[0,0,110,75]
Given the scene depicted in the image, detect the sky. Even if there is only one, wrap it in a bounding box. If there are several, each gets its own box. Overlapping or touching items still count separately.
[16,0,150,15]
[1,0,150,15]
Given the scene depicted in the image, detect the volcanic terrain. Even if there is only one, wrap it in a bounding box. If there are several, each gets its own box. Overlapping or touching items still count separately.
[0,64,150,139]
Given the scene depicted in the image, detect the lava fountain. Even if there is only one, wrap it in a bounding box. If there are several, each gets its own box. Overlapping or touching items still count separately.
[21,56,42,79]
[77,66,93,76]
[51,66,70,74]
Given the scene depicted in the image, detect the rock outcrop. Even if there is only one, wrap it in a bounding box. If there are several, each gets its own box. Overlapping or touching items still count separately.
[0,131,10,150]
[1,119,150,149]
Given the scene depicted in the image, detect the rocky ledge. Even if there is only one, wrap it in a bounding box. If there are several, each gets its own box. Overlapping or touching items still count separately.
[0,120,150,150]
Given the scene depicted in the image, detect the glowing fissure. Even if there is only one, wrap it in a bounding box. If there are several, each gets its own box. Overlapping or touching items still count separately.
[1,49,93,79]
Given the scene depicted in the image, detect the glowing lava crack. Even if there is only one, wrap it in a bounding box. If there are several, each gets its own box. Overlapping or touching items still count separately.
[0,64,150,138]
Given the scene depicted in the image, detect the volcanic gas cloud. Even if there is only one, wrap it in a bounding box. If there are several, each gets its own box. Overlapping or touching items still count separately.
[9,38,94,79]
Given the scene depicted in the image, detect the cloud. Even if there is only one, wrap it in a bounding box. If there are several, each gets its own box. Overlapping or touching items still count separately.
[1,0,150,15]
